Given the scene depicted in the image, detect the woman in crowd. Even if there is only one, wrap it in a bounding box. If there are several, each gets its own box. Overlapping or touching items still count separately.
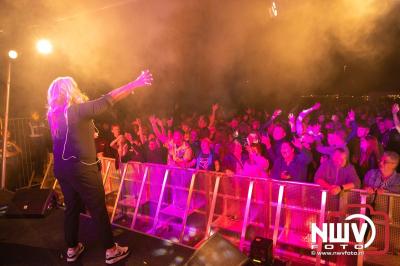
[196,138,220,171]
[351,135,381,180]
[221,139,246,175]
[242,143,269,178]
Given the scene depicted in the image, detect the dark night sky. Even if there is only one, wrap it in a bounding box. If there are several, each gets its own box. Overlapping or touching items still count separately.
[1,0,400,117]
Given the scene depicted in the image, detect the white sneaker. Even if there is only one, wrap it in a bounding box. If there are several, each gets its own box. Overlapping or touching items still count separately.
[66,242,85,262]
[105,243,130,264]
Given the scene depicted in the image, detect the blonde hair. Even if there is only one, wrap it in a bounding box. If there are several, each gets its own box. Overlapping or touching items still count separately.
[47,77,89,136]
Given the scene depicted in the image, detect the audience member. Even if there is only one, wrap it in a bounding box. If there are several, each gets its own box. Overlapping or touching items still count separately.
[364,151,400,194]
[54,100,400,196]
[314,148,361,195]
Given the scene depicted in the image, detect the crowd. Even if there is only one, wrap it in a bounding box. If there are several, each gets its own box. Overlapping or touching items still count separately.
[94,101,400,195]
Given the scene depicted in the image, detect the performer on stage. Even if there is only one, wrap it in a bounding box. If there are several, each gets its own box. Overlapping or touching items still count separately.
[47,70,153,264]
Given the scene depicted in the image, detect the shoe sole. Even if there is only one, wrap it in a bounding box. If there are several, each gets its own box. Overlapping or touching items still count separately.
[105,250,131,264]
[67,245,85,262]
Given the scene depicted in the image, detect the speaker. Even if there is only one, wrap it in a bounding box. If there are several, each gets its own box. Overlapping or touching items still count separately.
[249,237,273,265]
[184,233,249,266]
[6,188,56,218]
[0,190,14,216]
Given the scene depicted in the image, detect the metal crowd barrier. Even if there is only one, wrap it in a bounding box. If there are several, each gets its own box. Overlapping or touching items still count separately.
[52,157,400,265]
[1,117,51,190]
[2,118,36,189]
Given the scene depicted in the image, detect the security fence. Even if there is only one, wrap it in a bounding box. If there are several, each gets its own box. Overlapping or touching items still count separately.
[1,118,49,190]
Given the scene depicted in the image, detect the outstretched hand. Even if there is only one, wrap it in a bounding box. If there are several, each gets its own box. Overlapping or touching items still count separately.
[149,115,157,124]
[166,117,174,128]
[272,109,282,120]
[347,109,355,121]
[157,118,164,127]
[312,102,321,111]
[134,70,153,87]
[288,113,295,122]
[212,103,219,112]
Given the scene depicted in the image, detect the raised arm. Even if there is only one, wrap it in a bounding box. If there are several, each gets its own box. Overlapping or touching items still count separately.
[135,118,146,145]
[107,70,153,103]
[296,102,320,136]
[209,103,219,129]
[260,109,282,132]
[261,134,278,161]
[345,110,357,143]
[149,116,168,143]
[288,113,296,134]
[165,118,173,139]
[392,103,400,133]
[71,71,153,120]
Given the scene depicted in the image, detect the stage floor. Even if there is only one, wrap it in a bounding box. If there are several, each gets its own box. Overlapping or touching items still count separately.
[0,208,194,266]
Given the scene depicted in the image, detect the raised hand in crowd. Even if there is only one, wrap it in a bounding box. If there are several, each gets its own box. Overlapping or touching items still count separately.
[296,102,321,136]
[156,118,164,127]
[166,117,174,128]
[212,103,219,113]
[347,109,355,122]
[271,109,282,120]
[312,102,321,111]
[392,103,399,114]
[149,115,157,125]
[135,118,146,144]
[135,118,142,126]
[393,103,400,133]
[288,113,296,133]
[288,113,295,123]
[264,111,270,120]
[209,103,219,128]
[331,114,339,122]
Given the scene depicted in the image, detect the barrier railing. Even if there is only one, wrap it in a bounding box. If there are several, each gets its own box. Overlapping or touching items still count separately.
[1,118,47,190]
[64,157,400,265]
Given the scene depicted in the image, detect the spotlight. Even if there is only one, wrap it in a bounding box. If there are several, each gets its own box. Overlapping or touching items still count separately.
[36,39,53,54]
[8,50,18,59]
